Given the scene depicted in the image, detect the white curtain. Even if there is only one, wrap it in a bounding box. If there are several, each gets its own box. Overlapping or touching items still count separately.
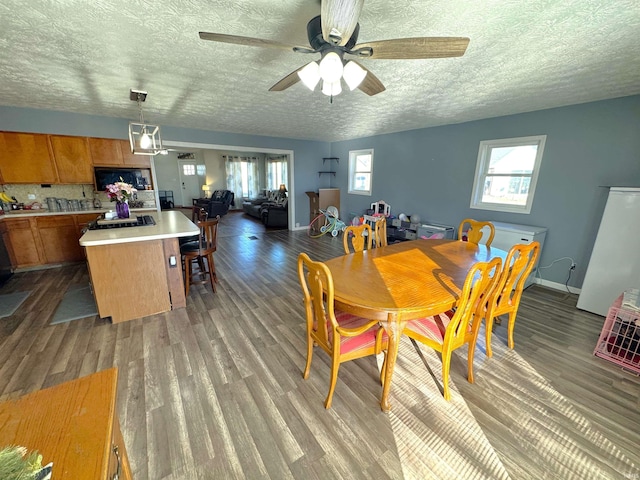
[266,155,288,191]
[224,155,259,207]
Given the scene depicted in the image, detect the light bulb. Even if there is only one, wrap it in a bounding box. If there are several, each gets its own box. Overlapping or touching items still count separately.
[297,61,320,90]
[322,80,342,97]
[343,61,367,91]
[140,132,152,149]
[319,52,343,83]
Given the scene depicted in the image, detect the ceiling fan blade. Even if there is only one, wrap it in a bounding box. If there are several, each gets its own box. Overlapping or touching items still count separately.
[321,0,364,46]
[353,62,385,96]
[269,67,303,92]
[199,32,300,52]
[355,37,470,59]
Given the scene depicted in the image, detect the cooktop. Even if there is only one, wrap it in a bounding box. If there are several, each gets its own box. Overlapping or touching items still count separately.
[87,215,156,230]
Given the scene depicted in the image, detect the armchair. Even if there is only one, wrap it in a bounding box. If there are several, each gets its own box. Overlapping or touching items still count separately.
[206,190,234,217]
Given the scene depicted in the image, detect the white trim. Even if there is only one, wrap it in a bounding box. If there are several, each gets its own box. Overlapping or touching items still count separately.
[532,276,581,295]
[163,140,295,230]
[348,148,374,196]
[470,135,546,214]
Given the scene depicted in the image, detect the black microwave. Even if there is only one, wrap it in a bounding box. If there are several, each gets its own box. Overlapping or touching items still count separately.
[94,168,148,191]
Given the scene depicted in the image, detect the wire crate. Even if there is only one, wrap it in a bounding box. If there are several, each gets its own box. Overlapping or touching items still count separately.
[594,295,640,375]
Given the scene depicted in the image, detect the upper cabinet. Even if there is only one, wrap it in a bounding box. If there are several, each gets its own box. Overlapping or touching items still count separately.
[89,137,123,166]
[49,135,93,184]
[0,132,58,183]
[89,138,151,168]
[120,140,151,167]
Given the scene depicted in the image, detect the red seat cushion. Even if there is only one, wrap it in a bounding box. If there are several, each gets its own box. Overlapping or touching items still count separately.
[403,311,454,343]
[332,310,388,355]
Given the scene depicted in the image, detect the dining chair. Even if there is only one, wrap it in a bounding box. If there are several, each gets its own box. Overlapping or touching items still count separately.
[483,241,540,357]
[402,256,502,400]
[343,223,373,254]
[297,252,388,409]
[458,218,495,247]
[362,215,387,248]
[372,216,388,248]
[181,215,220,296]
[180,206,208,246]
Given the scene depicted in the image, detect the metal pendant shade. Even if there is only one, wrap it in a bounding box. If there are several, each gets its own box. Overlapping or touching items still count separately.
[128,89,163,156]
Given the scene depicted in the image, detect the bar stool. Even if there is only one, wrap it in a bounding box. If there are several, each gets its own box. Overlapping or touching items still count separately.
[181,215,219,295]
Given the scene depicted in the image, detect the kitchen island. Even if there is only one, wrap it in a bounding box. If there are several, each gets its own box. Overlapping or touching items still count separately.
[80,210,198,323]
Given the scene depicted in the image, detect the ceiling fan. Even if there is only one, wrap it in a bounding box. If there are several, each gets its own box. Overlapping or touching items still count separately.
[199,0,469,97]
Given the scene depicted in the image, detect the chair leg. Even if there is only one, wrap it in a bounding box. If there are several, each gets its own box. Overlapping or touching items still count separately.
[205,253,216,293]
[441,351,452,401]
[467,340,477,384]
[485,315,495,358]
[303,335,313,380]
[324,356,341,409]
[184,256,192,296]
[379,351,387,386]
[210,254,218,284]
[507,310,518,349]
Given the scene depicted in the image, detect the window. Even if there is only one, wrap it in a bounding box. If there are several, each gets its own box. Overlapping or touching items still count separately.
[266,156,288,190]
[470,135,546,214]
[182,164,196,176]
[348,149,374,196]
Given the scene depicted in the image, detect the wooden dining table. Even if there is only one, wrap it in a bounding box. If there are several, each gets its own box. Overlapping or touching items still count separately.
[323,238,507,412]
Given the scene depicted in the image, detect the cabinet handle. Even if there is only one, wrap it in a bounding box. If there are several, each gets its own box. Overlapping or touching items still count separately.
[112,445,121,480]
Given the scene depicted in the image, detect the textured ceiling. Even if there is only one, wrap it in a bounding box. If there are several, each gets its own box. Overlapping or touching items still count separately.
[0,0,638,142]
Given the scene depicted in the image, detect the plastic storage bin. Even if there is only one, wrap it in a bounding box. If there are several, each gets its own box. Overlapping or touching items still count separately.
[593,294,640,374]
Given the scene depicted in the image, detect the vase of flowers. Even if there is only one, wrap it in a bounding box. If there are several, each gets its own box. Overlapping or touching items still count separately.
[105,179,137,219]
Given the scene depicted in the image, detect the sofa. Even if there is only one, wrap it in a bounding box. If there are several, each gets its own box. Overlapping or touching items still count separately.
[200,190,234,217]
[242,191,288,228]
[261,199,288,228]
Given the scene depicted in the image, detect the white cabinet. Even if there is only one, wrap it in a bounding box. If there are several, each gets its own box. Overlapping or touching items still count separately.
[488,221,547,288]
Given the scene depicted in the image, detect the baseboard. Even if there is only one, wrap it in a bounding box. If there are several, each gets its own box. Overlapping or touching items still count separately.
[533,276,581,295]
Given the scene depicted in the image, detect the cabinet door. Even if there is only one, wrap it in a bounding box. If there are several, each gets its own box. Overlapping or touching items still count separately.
[89,137,123,166]
[120,140,151,167]
[0,132,58,183]
[37,215,85,263]
[49,135,94,184]
[3,218,43,267]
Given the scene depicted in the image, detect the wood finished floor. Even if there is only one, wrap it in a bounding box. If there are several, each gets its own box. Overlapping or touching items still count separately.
[0,212,639,479]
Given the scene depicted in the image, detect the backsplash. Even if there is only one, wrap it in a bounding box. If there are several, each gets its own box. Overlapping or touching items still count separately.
[1,184,157,209]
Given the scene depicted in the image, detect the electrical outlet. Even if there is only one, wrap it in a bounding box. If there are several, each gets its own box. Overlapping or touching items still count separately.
[28,194,36,200]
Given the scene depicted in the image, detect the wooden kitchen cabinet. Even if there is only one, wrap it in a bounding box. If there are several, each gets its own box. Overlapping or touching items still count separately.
[0,132,58,183]
[89,137,124,166]
[37,215,85,263]
[1,217,43,268]
[49,134,94,183]
[120,139,152,167]
[90,138,151,167]
[0,368,132,480]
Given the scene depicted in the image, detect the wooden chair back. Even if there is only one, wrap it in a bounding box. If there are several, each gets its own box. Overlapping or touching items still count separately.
[343,223,373,254]
[458,219,495,247]
[297,252,387,408]
[402,256,502,400]
[191,206,208,223]
[197,216,220,254]
[484,241,540,356]
[363,215,387,248]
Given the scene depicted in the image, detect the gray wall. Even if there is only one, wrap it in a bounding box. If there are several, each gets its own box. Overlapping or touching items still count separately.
[329,95,640,288]
[1,95,639,288]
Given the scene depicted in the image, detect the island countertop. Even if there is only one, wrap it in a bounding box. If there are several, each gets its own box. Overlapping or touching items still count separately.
[79,210,199,247]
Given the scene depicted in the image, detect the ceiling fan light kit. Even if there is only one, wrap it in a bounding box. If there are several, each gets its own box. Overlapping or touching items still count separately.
[128,88,163,156]
[199,0,469,98]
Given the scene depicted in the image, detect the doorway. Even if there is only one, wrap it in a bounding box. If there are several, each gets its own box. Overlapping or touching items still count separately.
[178,160,205,207]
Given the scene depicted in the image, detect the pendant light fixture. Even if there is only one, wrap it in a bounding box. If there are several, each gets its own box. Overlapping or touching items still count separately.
[128,89,163,155]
